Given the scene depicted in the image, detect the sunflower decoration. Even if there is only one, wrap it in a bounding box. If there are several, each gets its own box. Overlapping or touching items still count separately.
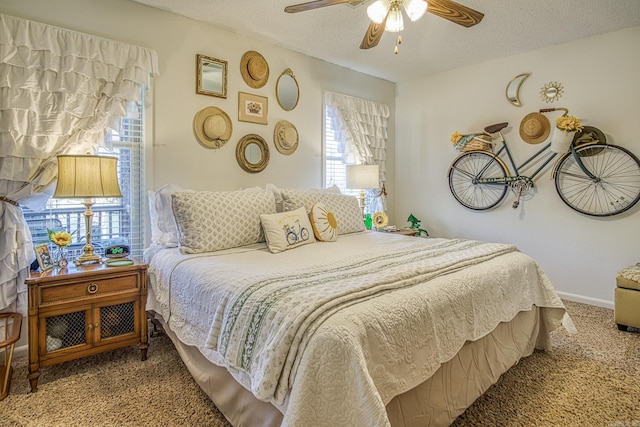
[48,229,72,247]
[47,228,73,268]
[372,211,389,229]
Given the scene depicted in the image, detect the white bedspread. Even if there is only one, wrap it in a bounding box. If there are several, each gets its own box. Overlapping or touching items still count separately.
[145,232,573,427]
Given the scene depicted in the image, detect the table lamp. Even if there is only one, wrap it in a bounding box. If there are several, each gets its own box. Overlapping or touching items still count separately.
[346,164,379,217]
[53,155,122,266]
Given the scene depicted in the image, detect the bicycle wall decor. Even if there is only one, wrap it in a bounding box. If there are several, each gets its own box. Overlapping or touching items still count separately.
[448,108,640,217]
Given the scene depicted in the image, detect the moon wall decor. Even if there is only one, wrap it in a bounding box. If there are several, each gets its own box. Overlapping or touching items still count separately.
[505,73,530,107]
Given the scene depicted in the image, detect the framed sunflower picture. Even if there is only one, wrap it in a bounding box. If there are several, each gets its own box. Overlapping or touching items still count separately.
[372,211,389,229]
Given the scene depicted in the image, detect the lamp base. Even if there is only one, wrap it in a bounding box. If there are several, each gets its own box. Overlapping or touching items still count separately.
[76,198,102,266]
[75,252,102,266]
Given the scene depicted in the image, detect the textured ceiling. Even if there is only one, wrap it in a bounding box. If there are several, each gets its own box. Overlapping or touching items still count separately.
[130,0,640,82]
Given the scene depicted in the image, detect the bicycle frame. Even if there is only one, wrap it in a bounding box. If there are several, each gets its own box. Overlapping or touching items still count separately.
[475,130,599,186]
[475,130,558,186]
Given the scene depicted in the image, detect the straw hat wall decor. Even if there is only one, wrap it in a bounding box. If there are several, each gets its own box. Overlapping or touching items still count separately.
[240,51,269,89]
[193,106,233,149]
[519,112,550,144]
[274,120,299,155]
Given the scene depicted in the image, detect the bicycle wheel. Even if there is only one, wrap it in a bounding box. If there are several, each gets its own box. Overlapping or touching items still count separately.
[555,144,640,216]
[286,231,297,245]
[448,151,509,210]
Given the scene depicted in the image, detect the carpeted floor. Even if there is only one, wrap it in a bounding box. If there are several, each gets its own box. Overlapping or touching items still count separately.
[2,300,639,426]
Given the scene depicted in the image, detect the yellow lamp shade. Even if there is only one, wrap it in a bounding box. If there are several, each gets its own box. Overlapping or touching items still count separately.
[54,155,122,199]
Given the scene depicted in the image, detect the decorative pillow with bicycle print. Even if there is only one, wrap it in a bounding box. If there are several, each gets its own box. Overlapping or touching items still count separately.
[260,206,316,253]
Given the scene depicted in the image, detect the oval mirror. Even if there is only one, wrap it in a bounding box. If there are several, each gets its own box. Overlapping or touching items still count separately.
[276,68,299,111]
[236,134,269,173]
[245,143,262,164]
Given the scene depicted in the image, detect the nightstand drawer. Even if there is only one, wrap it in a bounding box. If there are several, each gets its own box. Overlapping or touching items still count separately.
[40,274,139,304]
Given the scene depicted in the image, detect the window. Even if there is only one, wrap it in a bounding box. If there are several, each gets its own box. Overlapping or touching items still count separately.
[324,91,389,216]
[323,104,369,201]
[23,97,146,260]
[324,106,347,192]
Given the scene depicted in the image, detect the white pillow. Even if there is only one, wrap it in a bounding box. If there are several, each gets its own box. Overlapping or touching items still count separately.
[150,185,264,248]
[171,189,276,254]
[260,206,316,253]
[280,189,365,235]
[310,202,338,242]
[266,184,341,212]
[153,184,187,247]
[147,191,163,245]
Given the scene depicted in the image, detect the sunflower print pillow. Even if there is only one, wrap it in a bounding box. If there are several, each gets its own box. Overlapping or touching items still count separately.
[310,202,339,242]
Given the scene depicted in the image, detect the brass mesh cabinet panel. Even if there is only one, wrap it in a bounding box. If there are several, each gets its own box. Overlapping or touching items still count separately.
[26,260,148,392]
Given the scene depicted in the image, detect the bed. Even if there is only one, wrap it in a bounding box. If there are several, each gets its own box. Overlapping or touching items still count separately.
[143,185,574,427]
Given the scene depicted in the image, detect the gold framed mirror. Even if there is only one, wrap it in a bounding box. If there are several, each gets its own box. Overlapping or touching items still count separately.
[540,81,563,103]
[276,68,299,111]
[196,54,227,98]
[236,134,270,173]
[505,72,530,107]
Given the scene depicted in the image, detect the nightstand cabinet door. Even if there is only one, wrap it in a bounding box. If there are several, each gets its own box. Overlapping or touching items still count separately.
[94,299,140,345]
[39,306,92,357]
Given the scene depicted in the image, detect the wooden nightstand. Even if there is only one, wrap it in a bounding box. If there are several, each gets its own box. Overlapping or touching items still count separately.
[25,260,148,392]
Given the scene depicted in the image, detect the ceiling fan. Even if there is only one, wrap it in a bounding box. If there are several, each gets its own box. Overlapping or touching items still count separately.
[284,0,484,52]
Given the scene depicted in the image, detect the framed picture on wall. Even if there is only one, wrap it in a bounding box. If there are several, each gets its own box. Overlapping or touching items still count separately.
[34,243,54,271]
[238,92,268,125]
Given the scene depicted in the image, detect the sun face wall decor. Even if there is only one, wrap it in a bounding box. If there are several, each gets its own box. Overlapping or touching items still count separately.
[540,81,564,103]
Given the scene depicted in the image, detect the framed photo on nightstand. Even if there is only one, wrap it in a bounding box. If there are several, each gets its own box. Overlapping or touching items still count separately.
[34,244,54,271]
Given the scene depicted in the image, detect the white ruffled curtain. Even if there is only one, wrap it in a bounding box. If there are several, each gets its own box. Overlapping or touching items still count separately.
[0,13,159,315]
[324,91,389,213]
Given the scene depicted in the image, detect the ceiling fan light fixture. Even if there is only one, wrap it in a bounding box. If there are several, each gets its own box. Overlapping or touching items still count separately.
[385,6,404,32]
[366,0,390,24]
[402,0,427,22]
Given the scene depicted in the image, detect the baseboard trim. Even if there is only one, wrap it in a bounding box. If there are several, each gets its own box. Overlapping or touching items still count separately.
[558,291,613,310]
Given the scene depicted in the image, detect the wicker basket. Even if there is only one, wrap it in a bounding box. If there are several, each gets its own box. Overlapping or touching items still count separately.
[462,134,492,152]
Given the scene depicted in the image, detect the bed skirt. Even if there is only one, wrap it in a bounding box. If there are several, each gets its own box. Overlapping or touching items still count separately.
[150,306,544,427]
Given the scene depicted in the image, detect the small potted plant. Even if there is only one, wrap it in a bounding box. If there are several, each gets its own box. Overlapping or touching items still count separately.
[551,114,584,153]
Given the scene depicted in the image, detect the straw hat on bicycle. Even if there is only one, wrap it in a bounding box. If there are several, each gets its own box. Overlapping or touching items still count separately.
[519,112,550,144]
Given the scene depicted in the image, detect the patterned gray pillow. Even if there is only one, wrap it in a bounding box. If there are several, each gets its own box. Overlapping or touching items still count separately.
[280,189,365,235]
[171,189,276,254]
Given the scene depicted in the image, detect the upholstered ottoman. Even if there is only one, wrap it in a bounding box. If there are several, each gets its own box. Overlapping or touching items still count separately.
[615,264,640,331]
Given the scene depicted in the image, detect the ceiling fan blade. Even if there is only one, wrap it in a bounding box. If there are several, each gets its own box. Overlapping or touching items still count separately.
[426,0,484,28]
[359,11,389,49]
[285,0,353,13]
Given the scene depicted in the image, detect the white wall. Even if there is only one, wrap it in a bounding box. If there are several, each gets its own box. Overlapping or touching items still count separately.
[396,27,640,307]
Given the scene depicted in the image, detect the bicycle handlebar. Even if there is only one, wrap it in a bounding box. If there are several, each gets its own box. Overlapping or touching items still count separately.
[539,107,568,116]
